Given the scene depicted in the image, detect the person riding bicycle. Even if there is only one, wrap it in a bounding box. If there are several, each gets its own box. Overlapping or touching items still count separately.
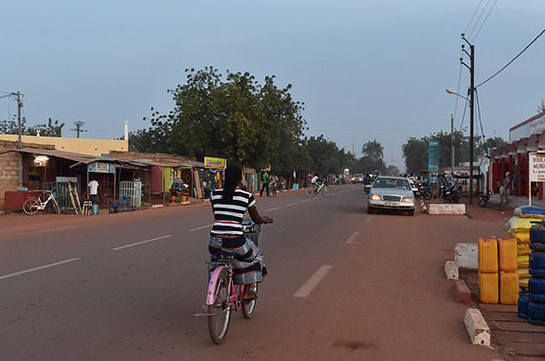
[209,164,273,300]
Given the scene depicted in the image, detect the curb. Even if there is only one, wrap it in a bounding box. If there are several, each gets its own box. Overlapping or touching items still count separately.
[463,308,491,347]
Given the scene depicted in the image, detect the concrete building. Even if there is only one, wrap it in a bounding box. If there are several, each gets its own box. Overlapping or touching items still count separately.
[0,135,128,156]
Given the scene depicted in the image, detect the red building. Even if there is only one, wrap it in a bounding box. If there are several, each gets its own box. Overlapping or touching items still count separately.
[490,109,545,200]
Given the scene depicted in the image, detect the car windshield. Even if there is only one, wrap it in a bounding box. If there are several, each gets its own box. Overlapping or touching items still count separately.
[373,178,410,190]
[353,173,363,177]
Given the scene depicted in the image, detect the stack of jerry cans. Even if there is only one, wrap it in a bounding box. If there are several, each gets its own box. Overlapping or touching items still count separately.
[528,223,545,325]
[479,238,499,304]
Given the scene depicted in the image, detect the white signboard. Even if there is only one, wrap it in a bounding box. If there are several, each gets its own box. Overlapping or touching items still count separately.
[529,153,545,182]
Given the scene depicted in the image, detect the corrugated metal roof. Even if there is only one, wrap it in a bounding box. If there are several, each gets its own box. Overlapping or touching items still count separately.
[0,147,99,163]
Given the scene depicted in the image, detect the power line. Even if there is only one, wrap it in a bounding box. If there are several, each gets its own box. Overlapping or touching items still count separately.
[453,61,464,118]
[467,0,492,38]
[464,0,486,35]
[459,96,469,130]
[477,28,545,88]
[475,89,488,156]
[471,0,499,41]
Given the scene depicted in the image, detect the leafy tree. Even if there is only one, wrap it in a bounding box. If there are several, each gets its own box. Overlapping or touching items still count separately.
[359,140,386,173]
[385,164,400,176]
[0,117,64,137]
[402,137,427,174]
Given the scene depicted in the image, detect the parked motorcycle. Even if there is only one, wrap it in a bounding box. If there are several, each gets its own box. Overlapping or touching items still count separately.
[415,182,433,200]
[440,183,461,203]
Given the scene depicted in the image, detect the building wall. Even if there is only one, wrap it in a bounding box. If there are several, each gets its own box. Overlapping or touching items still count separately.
[0,142,20,211]
[0,135,128,156]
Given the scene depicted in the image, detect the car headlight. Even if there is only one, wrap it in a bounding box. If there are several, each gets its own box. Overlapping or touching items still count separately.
[402,197,414,203]
[370,194,381,200]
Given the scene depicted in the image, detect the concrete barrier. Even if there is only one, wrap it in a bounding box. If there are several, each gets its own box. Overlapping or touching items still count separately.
[454,243,478,270]
[453,280,471,304]
[444,261,459,280]
[428,203,466,215]
[463,308,491,347]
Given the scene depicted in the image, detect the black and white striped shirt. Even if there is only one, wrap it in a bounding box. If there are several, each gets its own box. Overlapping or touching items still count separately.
[210,188,257,237]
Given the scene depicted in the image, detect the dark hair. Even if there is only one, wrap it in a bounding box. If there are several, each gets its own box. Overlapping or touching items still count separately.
[224,164,242,200]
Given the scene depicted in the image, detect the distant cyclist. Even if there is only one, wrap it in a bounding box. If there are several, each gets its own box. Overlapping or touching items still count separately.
[209,164,273,300]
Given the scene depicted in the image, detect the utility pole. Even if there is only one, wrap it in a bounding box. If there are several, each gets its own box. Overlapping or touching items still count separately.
[72,121,87,138]
[451,114,455,175]
[17,91,23,187]
[352,141,355,156]
[461,34,475,204]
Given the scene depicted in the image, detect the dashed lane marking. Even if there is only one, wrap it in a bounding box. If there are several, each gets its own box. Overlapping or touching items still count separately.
[293,265,333,298]
[188,224,214,232]
[111,235,173,251]
[285,202,298,207]
[345,231,359,245]
[0,258,81,281]
[265,206,281,212]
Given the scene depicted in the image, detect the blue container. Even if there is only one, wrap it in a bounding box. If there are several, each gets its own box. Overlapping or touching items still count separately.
[530,224,545,244]
[528,301,545,326]
[519,290,530,319]
[530,252,545,274]
[530,277,545,295]
[531,242,545,252]
[92,204,99,215]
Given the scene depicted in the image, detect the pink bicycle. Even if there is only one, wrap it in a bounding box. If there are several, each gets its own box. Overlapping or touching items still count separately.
[203,221,262,344]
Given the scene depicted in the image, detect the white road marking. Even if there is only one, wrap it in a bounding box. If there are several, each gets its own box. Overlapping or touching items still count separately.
[188,224,214,232]
[301,199,312,203]
[364,216,373,224]
[345,231,360,245]
[111,235,173,251]
[293,265,334,298]
[285,202,298,207]
[0,258,81,281]
[265,206,281,212]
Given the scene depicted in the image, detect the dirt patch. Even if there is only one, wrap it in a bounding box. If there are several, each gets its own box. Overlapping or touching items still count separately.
[332,340,375,351]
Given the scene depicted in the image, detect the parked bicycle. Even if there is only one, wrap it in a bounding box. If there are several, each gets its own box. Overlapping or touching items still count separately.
[304,182,331,198]
[201,221,262,344]
[23,190,61,215]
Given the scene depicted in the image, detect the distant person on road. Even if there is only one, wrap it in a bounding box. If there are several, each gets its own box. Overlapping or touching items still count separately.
[209,164,273,300]
[88,178,99,205]
[503,172,510,204]
[260,171,270,197]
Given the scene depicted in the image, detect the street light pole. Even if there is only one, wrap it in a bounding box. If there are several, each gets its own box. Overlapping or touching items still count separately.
[451,114,455,174]
[468,41,475,205]
[16,91,23,187]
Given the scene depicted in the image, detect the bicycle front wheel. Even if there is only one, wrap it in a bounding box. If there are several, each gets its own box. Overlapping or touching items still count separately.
[241,283,258,319]
[23,198,40,215]
[304,186,315,198]
[321,186,331,197]
[207,269,232,344]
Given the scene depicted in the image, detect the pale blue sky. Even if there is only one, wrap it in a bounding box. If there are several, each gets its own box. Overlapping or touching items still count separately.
[1,1,544,169]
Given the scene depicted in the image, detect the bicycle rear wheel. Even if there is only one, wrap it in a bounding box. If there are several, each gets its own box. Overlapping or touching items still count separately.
[304,186,315,198]
[23,198,40,215]
[207,269,232,344]
[321,186,331,197]
[52,197,61,214]
[241,283,258,319]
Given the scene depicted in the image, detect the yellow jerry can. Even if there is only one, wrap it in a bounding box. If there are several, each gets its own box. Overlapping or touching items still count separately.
[518,255,530,268]
[479,237,499,273]
[479,272,499,304]
[517,267,531,279]
[520,278,530,288]
[499,272,519,305]
[498,239,518,272]
[518,243,531,256]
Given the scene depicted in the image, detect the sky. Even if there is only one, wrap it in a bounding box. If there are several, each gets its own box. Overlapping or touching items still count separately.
[1,0,544,170]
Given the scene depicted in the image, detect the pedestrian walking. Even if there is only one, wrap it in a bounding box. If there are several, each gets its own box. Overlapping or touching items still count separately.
[260,171,270,197]
[88,178,99,205]
[503,172,510,204]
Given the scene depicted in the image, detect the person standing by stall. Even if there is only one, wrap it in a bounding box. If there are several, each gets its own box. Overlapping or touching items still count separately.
[260,171,270,197]
[88,178,99,205]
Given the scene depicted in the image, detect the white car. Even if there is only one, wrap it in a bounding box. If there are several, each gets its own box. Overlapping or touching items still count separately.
[367,176,415,216]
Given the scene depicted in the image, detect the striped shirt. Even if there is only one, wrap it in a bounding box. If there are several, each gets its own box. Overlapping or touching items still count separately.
[210,188,257,237]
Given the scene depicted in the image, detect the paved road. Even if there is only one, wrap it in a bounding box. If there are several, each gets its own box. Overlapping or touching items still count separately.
[0,185,502,360]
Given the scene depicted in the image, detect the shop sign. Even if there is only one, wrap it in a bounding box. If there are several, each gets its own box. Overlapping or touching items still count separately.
[427,140,440,171]
[33,155,49,167]
[529,153,545,182]
[88,162,116,174]
[204,156,227,169]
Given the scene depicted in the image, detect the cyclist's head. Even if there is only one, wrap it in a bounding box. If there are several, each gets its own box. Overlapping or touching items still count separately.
[224,164,242,200]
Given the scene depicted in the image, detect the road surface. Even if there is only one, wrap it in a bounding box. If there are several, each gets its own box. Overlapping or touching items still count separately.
[0,185,502,360]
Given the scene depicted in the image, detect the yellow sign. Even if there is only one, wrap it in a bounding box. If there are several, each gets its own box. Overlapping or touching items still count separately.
[204,156,227,169]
